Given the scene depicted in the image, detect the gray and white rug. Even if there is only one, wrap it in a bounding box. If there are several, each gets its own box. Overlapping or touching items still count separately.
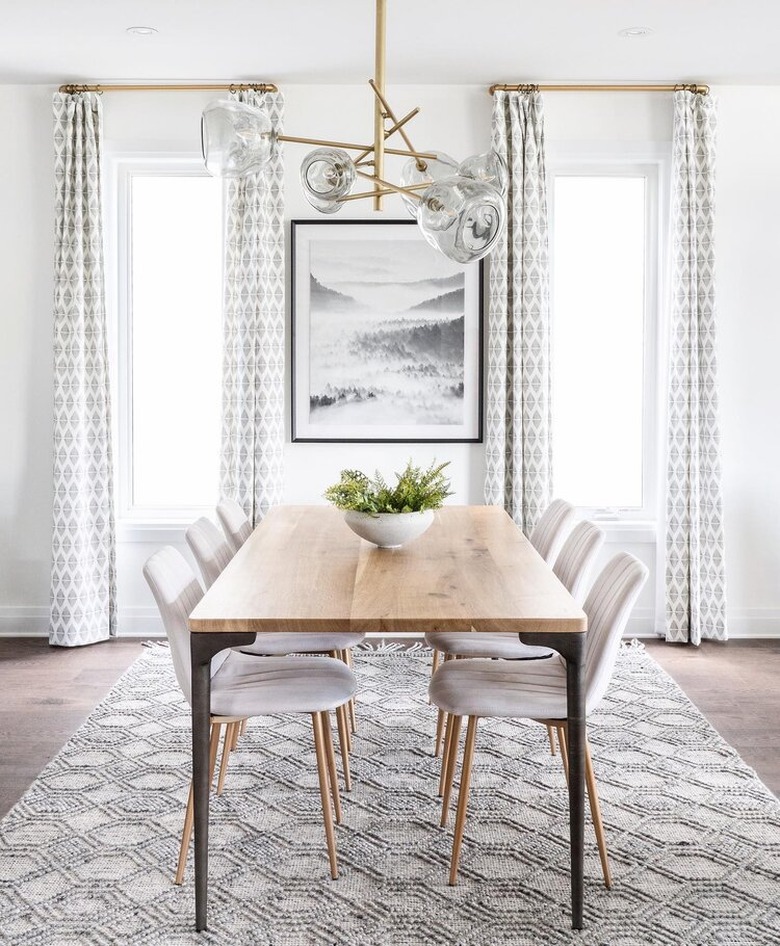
[1,643,779,946]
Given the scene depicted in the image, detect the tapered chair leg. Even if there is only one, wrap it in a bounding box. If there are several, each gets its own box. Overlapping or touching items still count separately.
[175,722,221,885]
[438,712,459,797]
[440,714,462,826]
[335,703,352,792]
[217,722,238,796]
[547,724,557,755]
[431,648,440,674]
[434,709,448,757]
[320,711,342,824]
[585,740,612,889]
[331,651,352,755]
[343,650,357,735]
[449,715,479,885]
[312,713,339,879]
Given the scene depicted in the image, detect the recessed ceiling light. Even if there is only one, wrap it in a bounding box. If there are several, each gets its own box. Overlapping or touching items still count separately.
[618,26,654,38]
[126,26,158,36]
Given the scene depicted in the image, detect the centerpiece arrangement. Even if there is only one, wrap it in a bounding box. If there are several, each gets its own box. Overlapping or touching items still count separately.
[324,460,452,548]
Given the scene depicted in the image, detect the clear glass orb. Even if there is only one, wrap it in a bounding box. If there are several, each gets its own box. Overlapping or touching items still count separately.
[300,148,356,207]
[201,100,275,178]
[399,151,458,216]
[418,176,506,263]
[305,194,344,215]
[458,151,508,196]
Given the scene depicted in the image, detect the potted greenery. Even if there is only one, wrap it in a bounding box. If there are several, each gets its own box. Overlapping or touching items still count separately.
[324,460,452,548]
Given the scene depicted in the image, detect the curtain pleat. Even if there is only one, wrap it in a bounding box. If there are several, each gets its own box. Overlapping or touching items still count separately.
[665,90,728,644]
[220,91,286,526]
[50,92,116,647]
[485,91,552,533]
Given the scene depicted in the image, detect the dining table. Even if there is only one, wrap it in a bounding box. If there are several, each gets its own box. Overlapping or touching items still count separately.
[187,504,588,931]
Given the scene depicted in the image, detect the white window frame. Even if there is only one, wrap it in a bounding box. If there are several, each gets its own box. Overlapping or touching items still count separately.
[547,145,669,532]
[105,153,224,531]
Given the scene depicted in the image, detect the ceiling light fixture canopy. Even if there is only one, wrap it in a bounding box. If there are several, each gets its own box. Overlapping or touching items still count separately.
[200,0,506,263]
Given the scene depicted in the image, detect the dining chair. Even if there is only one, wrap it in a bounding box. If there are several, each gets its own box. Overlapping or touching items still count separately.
[143,546,357,883]
[528,498,577,564]
[426,520,605,755]
[186,513,364,756]
[185,516,235,590]
[429,551,648,887]
[216,497,253,553]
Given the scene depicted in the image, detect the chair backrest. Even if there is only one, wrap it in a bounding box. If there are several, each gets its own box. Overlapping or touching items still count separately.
[143,546,228,705]
[583,552,649,713]
[216,498,252,553]
[553,520,605,604]
[186,516,235,590]
[529,499,576,564]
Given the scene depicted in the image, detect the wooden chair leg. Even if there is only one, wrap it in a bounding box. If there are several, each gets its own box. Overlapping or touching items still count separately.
[434,708,447,757]
[175,722,221,885]
[431,647,440,674]
[449,716,479,885]
[547,724,557,755]
[335,703,352,792]
[216,722,237,796]
[438,712,456,796]
[557,725,570,786]
[440,714,462,826]
[312,713,339,879]
[320,711,342,825]
[585,740,612,889]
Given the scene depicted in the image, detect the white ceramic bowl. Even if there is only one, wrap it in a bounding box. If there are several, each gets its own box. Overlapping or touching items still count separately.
[343,509,434,549]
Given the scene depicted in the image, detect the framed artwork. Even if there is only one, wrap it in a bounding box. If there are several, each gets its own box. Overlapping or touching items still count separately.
[291,220,483,443]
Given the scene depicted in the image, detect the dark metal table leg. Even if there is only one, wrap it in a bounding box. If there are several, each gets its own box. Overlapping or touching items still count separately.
[519,630,586,930]
[190,632,255,932]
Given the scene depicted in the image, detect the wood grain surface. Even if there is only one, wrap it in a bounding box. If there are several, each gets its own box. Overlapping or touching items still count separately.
[188,505,587,635]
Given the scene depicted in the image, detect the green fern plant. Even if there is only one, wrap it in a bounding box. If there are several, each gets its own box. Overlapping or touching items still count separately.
[324,460,452,514]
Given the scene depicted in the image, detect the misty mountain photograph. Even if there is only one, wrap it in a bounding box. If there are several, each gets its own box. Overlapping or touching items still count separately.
[305,237,470,430]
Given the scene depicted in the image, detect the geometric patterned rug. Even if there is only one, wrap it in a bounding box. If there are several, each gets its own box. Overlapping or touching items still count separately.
[1,643,778,946]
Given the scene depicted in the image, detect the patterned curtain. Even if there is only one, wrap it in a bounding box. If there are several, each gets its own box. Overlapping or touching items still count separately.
[665,90,728,644]
[50,92,116,647]
[485,90,552,533]
[220,90,286,526]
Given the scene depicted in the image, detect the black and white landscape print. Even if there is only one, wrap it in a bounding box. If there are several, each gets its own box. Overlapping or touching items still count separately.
[293,224,480,441]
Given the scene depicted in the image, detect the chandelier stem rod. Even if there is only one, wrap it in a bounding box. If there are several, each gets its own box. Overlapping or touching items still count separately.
[276,133,435,159]
[356,169,423,203]
[353,107,419,163]
[373,0,388,209]
[339,181,430,203]
[368,79,426,172]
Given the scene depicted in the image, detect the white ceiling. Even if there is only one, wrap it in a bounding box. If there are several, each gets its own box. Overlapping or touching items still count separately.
[2,0,777,87]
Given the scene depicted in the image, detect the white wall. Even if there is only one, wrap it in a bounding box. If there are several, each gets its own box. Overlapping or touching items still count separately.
[0,82,776,638]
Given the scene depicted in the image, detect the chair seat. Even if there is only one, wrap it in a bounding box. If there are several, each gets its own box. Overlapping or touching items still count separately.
[211,652,357,718]
[238,631,365,656]
[429,655,572,719]
[424,631,554,661]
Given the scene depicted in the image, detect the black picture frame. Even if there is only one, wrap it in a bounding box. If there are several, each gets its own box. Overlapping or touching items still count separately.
[291,219,484,443]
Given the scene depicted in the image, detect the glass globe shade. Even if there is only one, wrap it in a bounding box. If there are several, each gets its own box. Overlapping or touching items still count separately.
[300,148,356,208]
[201,100,275,178]
[418,176,505,264]
[459,151,508,196]
[399,151,458,216]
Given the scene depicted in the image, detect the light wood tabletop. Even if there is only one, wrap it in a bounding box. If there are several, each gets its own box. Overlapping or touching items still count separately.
[188,504,587,635]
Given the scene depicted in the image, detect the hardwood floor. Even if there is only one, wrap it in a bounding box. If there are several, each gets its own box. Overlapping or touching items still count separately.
[0,637,778,819]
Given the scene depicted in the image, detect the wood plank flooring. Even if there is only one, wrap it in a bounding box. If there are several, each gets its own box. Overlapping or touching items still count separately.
[0,637,777,819]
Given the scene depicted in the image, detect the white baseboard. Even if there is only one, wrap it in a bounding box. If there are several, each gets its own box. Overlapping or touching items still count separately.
[1,605,778,640]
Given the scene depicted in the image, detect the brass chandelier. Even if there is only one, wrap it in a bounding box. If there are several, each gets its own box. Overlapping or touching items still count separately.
[200,0,507,263]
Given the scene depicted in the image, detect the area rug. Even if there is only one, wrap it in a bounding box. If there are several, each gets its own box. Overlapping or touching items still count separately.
[1,643,778,946]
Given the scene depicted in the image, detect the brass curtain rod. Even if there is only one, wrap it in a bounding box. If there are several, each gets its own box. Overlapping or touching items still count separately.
[58,82,278,94]
[489,82,709,95]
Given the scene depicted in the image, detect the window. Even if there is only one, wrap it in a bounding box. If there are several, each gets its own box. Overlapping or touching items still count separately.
[550,162,661,518]
[111,159,224,519]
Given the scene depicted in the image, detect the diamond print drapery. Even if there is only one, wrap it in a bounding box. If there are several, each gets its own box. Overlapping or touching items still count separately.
[50,92,116,647]
[485,91,552,533]
[220,91,285,526]
[665,90,727,644]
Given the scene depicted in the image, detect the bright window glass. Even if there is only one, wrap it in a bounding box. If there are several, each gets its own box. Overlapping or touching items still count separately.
[129,174,223,510]
[551,175,647,510]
